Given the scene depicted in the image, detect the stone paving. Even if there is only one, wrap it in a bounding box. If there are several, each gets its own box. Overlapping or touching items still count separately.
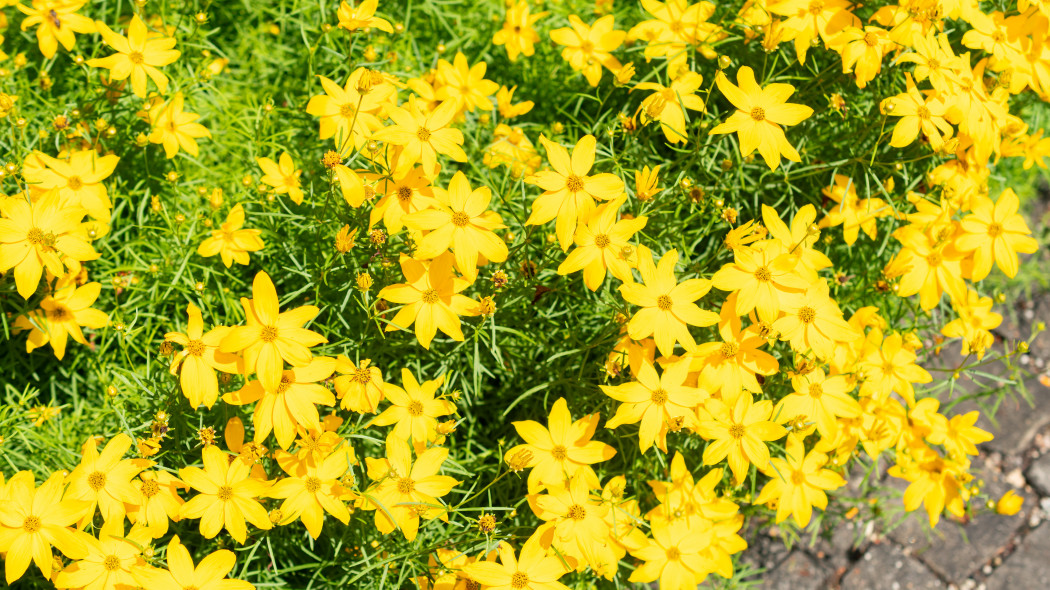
[736,283,1050,588]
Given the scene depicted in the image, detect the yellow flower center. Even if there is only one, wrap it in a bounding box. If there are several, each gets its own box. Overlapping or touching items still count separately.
[408,400,425,416]
[277,374,293,394]
[566,174,584,192]
[186,339,206,356]
[339,103,356,117]
[217,486,235,501]
[666,547,682,560]
[416,126,432,142]
[987,223,1003,237]
[141,479,160,498]
[750,107,766,121]
[925,252,943,267]
[728,423,745,439]
[917,106,932,120]
[808,0,824,14]
[26,227,46,245]
[808,383,823,398]
[791,470,806,485]
[129,51,145,64]
[103,555,122,571]
[397,477,415,494]
[863,32,878,46]
[928,58,941,70]
[656,294,674,311]
[510,571,530,589]
[798,306,816,323]
[594,233,611,248]
[260,325,279,343]
[421,288,440,304]
[22,516,41,533]
[551,445,568,460]
[67,176,84,190]
[720,342,738,359]
[396,185,413,202]
[49,305,71,321]
[451,211,471,227]
[567,504,587,520]
[650,388,668,405]
[88,471,107,491]
[754,266,772,281]
[305,476,322,493]
[580,40,595,53]
[353,367,372,384]
[993,30,1006,43]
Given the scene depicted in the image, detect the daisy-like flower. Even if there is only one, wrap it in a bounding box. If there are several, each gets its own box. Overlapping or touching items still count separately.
[257,152,304,205]
[888,230,966,311]
[463,535,574,590]
[369,368,455,449]
[634,165,663,201]
[377,253,479,349]
[711,241,814,323]
[557,196,647,290]
[549,14,626,87]
[268,444,352,538]
[503,397,616,493]
[53,522,151,590]
[602,358,707,453]
[14,278,108,360]
[525,134,624,251]
[0,471,88,584]
[372,98,467,178]
[619,248,719,357]
[493,1,548,62]
[689,299,779,405]
[367,159,436,232]
[634,69,706,143]
[219,271,328,392]
[333,356,385,413]
[17,0,96,59]
[88,15,180,98]
[179,445,273,544]
[148,92,211,158]
[0,190,99,299]
[627,520,711,589]
[772,280,860,359]
[403,171,508,280]
[817,174,891,245]
[709,66,814,170]
[197,204,265,268]
[64,433,153,527]
[775,367,861,439]
[883,74,953,150]
[835,26,896,89]
[435,52,500,113]
[336,0,393,33]
[166,303,241,409]
[127,471,187,538]
[363,436,459,541]
[22,149,119,220]
[858,331,932,406]
[306,70,394,152]
[955,188,1038,280]
[755,436,846,527]
[697,390,787,484]
[529,473,616,578]
[132,535,254,590]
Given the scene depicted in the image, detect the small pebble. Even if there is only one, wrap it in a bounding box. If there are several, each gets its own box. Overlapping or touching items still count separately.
[983,565,993,575]
[1006,468,1026,488]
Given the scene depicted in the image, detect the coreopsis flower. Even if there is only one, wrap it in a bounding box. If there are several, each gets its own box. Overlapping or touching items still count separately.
[858,331,932,405]
[955,188,1038,280]
[697,390,787,484]
[760,204,831,273]
[367,159,436,232]
[372,98,466,178]
[166,303,241,409]
[775,368,861,439]
[767,0,859,64]
[558,196,647,290]
[336,0,393,33]
[602,358,706,452]
[53,522,151,590]
[817,174,891,245]
[933,410,993,459]
[364,436,459,541]
[620,248,719,357]
[257,152,304,205]
[369,368,454,449]
[13,278,108,359]
[376,253,479,349]
[268,444,352,538]
[88,15,180,98]
[550,15,626,87]
[17,0,96,59]
[941,289,1002,359]
[525,134,625,250]
[896,32,961,92]
[755,435,846,527]
[197,204,265,268]
[132,535,255,590]
[645,454,739,527]
[529,473,616,578]
[493,0,548,62]
[772,280,860,359]
[306,70,394,152]
[333,356,385,413]
[888,230,966,311]
[224,357,337,450]
[435,52,499,113]
[148,92,211,158]
[835,26,895,88]
[888,445,969,527]
[496,85,535,119]
[626,0,709,62]
[416,548,497,590]
[690,300,779,404]
[22,149,119,220]
[65,433,153,527]
[995,490,1024,515]
[627,520,711,589]
[709,66,814,170]
[883,74,953,149]
[219,271,327,391]
[503,397,616,493]
[634,165,663,201]
[634,69,705,143]
[403,171,508,281]
[711,241,814,323]
[0,471,88,584]
[462,535,574,590]
[179,445,273,543]
[0,190,99,299]
[127,471,187,538]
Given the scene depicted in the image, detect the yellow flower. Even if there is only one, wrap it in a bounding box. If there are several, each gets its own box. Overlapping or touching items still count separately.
[13,278,108,359]
[709,66,813,170]
[372,98,467,179]
[165,303,241,409]
[888,229,966,311]
[336,0,393,33]
[557,196,647,290]
[219,271,328,392]
[257,152,304,205]
[525,134,625,250]
[634,70,705,143]
[755,435,846,527]
[550,15,625,87]
[496,85,535,119]
[772,280,860,359]
[435,52,499,114]
[619,248,718,357]
[88,15,180,98]
[377,253,479,349]
[767,0,858,64]
[858,331,932,405]
[883,74,953,150]
[602,358,706,453]
[131,535,255,590]
[22,149,119,220]
[197,203,265,268]
[941,289,1002,359]
[333,356,385,413]
[463,535,573,590]
[528,473,616,578]
[148,92,212,158]
[955,188,1038,280]
[369,368,455,449]
[0,471,89,584]
[634,165,663,201]
[834,26,896,88]
[367,159,436,232]
[493,1,548,62]
[697,390,787,484]
[0,190,99,299]
[689,299,779,404]
[503,397,616,493]
[363,436,459,541]
[17,0,96,59]
[817,174,891,245]
[127,471,187,538]
[306,70,394,153]
[65,433,153,527]
[776,367,861,440]
[761,204,831,274]
[995,490,1024,515]
[54,521,151,590]
[223,357,337,450]
[626,520,710,589]
[268,445,353,538]
[711,241,814,323]
[179,445,273,543]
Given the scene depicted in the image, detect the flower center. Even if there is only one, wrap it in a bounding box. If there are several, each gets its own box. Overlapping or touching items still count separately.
[566,174,584,192]
[451,211,470,227]
[421,288,440,304]
[49,305,71,321]
[580,40,595,53]
[750,107,766,121]
[666,547,682,560]
[791,470,806,485]
[798,306,816,323]
[339,103,356,117]
[720,342,738,359]
[67,176,84,190]
[510,572,530,589]
[926,252,943,267]
[397,477,415,494]
[22,516,41,533]
[186,339,206,356]
[408,400,425,416]
[277,374,293,394]
[141,479,160,498]
[396,185,413,202]
[566,504,587,520]
[26,227,46,245]
[917,106,931,120]
[808,383,823,398]
[416,126,431,142]
[129,51,145,64]
[650,388,668,405]
[260,325,279,342]
[728,424,745,439]
[656,294,674,311]
[987,223,1003,238]
[103,555,122,571]
[808,0,824,13]
[551,445,567,461]
[305,476,322,493]
[928,58,941,69]
[353,367,372,383]
[754,266,772,281]
[863,32,878,46]
[594,233,611,248]
[217,486,234,501]
[88,471,107,491]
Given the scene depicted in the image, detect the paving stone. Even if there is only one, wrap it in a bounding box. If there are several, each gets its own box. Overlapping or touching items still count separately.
[1026,451,1050,496]
[984,524,1050,590]
[757,551,827,590]
[840,542,945,590]
[887,465,1031,583]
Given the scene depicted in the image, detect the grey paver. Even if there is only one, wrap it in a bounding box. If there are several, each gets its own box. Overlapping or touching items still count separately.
[839,542,945,590]
[983,524,1050,590]
[759,551,827,590]
[1026,451,1050,496]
